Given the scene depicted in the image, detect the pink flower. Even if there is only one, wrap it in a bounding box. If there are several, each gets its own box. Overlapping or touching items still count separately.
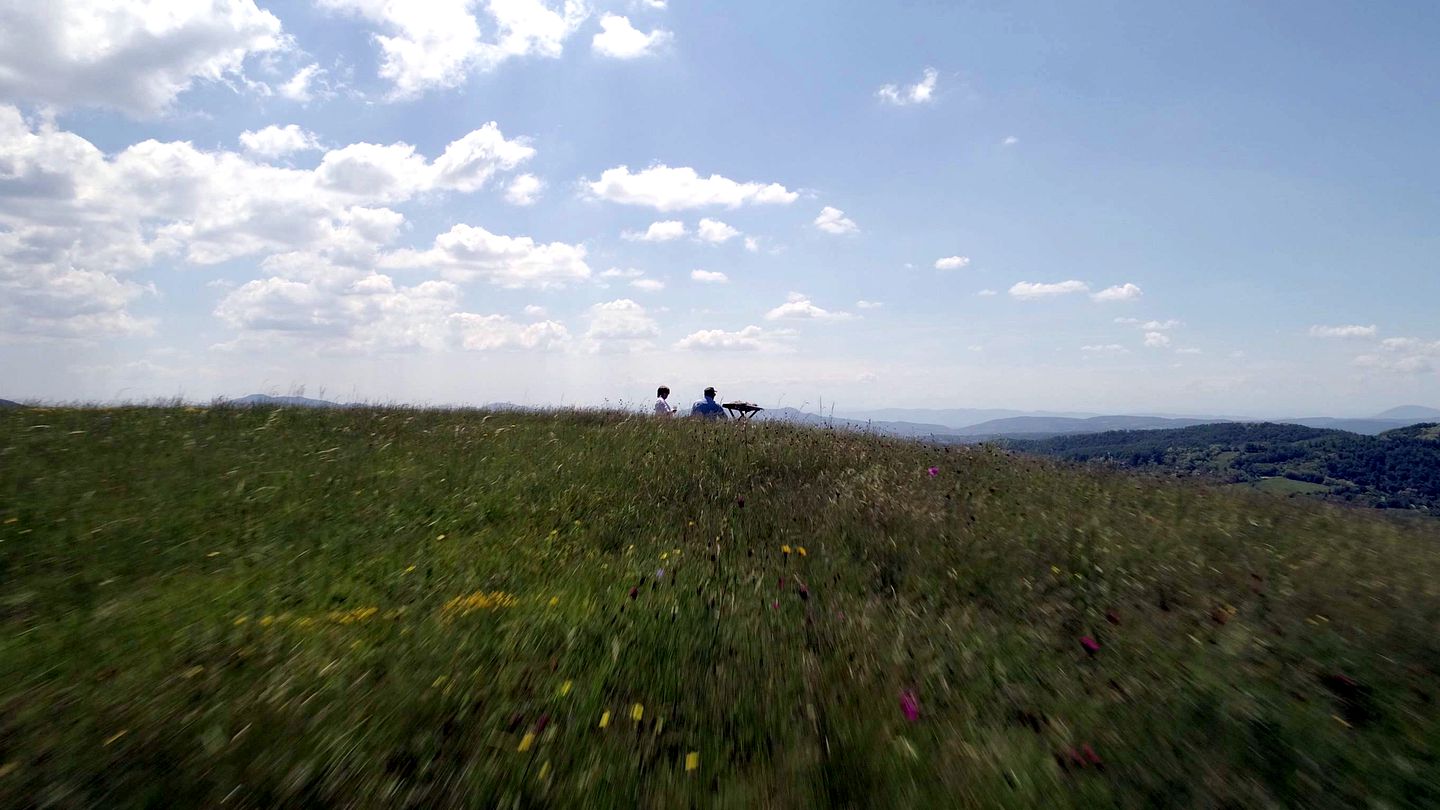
[1080,636,1100,655]
[927,467,939,478]
[900,690,920,722]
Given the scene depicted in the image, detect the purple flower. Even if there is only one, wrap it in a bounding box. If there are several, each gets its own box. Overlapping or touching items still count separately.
[656,568,665,579]
[1080,636,1100,655]
[900,690,920,722]
[927,466,939,478]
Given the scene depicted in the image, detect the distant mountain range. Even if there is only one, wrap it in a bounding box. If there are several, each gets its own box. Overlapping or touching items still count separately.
[0,399,20,408]
[228,394,350,408]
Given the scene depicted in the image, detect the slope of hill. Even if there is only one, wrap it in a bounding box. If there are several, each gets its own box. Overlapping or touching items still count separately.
[1376,405,1440,420]
[0,398,19,408]
[3,407,1439,807]
[1274,416,1419,435]
[756,406,961,438]
[835,408,1099,430]
[1013,422,1440,512]
[227,393,347,408]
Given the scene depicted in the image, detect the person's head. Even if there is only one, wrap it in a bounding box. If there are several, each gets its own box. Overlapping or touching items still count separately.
[657,385,670,399]
[704,386,717,399]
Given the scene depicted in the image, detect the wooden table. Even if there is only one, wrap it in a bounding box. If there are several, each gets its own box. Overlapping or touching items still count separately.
[722,401,764,422]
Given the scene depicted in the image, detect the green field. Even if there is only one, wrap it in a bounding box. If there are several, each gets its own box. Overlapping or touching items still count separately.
[1240,477,1333,496]
[3,406,1440,808]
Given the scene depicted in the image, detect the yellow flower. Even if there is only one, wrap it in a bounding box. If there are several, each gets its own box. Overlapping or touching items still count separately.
[259,615,275,627]
[403,565,416,574]
[599,710,611,729]
[549,596,559,607]
[539,761,550,780]
[685,751,699,772]
[781,545,792,555]
[518,732,535,752]
[233,616,248,626]
[797,546,807,557]
[559,680,572,697]
[630,703,644,722]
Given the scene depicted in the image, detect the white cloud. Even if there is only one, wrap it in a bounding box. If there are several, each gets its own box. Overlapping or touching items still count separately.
[1009,280,1089,299]
[635,0,667,9]
[878,67,938,106]
[239,125,321,159]
[1176,347,1203,355]
[1143,331,1172,348]
[1091,283,1142,302]
[743,236,759,252]
[697,218,741,244]
[384,224,590,288]
[318,0,588,98]
[1115,317,1181,330]
[623,220,687,241]
[591,14,672,59]
[630,278,665,292]
[214,265,569,353]
[505,172,544,205]
[976,289,998,297]
[934,255,970,270]
[675,325,792,352]
[0,0,284,115]
[584,298,658,351]
[764,292,852,321]
[1353,336,1440,375]
[690,269,728,284]
[1002,135,1019,146]
[279,64,324,102]
[856,300,883,309]
[430,123,537,192]
[1309,324,1377,338]
[599,267,643,279]
[523,304,547,317]
[587,164,798,211]
[813,206,859,235]
[1081,344,1128,354]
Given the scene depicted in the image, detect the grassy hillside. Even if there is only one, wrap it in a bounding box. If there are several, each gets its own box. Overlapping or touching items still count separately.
[1013,422,1440,513]
[3,407,1440,808]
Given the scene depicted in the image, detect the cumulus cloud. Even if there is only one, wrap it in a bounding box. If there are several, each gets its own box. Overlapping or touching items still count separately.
[631,278,665,292]
[214,262,569,353]
[1310,324,1377,338]
[505,172,544,205]
[1091,283,1142,302]
[697,218,741,244]
[0,0,284,115]
[675,325,792,352]
[764,292,852,321]
[1143,331,1172,348]
[318,0,588,98]
[813,206,858,235]
[587,164,797,211]
[584,298,658,351]
[523,304,547,317]
[1116,318,1182,330]
[239,125,321,159]
[690,269,728,284]
[623,220,687,241]
[934,255,970,270]
[1009,280,1089,299]
[878,67,938,106]
[1353,336,1440,375]
[591,14,672,58]
[279,63,325,102]
[383,224,590,289]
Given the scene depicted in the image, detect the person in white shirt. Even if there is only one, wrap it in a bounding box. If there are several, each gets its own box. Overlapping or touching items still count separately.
[653,385,677,417]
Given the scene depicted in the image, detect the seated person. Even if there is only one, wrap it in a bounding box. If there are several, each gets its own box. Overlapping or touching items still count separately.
[690,386,728,419]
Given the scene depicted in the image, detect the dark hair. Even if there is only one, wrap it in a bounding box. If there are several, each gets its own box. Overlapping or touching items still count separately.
[657,386,669,397]
[704,386,716,398]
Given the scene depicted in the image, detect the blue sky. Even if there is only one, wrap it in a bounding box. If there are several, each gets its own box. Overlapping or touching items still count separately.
[2,0,1438,415]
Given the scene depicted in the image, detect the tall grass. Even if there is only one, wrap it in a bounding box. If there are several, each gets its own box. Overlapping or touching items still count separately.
[2,406,1438,807]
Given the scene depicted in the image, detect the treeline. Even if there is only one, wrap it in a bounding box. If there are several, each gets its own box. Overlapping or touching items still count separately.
[1010,422,1440,513]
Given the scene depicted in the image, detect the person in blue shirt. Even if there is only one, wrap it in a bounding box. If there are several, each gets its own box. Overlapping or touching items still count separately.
[690,386,728,419]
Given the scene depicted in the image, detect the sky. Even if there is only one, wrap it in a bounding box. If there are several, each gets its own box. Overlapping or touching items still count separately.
[2,0,1439,417]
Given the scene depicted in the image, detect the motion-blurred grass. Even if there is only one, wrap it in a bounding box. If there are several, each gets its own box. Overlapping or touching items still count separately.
[2,406,1438,808]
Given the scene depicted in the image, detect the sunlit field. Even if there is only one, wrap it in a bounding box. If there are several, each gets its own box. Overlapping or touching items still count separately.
[3,406,1439,808]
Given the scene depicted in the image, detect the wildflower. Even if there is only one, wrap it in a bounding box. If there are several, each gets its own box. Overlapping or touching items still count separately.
[686,751,699,771]
[631,703,644,722]
[927,466,939,478]
[629,586,639,600]
[1080,636,1101,655]
[798,546,807,556]
[233,616,247,626]
[436,534,446,540]
[900,690,920,722]
[781,545,792,555]
[518,732,535,752]
[539,761,550,780]
[771,600,779,610]
[535,714,551,733]
[404,565,416,574]
[559,680,572,697]
[599,710,611,729]
[549,596,559,607]
[656,568,665,579]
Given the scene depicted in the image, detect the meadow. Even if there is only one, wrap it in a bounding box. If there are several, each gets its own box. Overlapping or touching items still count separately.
[2,405,1439,808]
